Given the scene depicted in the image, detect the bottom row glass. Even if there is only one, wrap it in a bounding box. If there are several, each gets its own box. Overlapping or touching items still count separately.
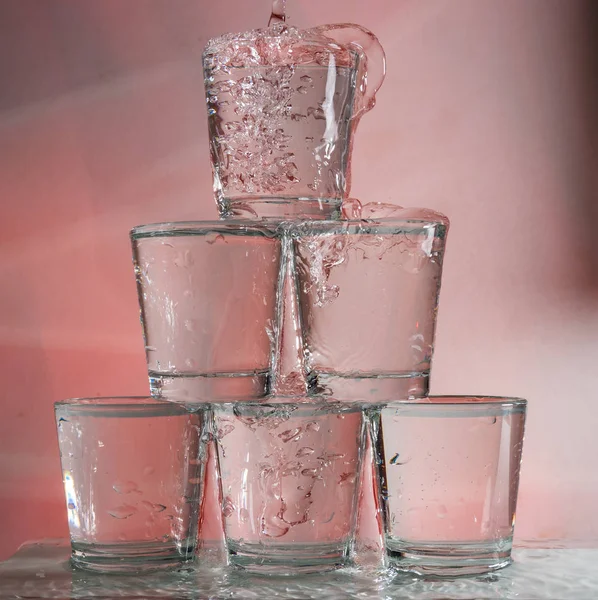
[371,396,527,576]
[54,395,526,577]
[213,402,365,574]
[54,397,203,573]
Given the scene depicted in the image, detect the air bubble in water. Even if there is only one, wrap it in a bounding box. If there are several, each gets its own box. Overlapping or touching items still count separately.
[260,515,290,538]
[109,505,138,519]
[296,446,315,457]
[278,427,303,443]
[140,501,167,513]
[301,468,319,478]
[339,472,355,484]
[223,496,235,518]
[113,480,140,495]
[218,422,235,438]
[206,233,227,245]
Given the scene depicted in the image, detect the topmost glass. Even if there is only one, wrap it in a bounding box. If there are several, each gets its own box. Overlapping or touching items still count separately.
[203,23,386,220]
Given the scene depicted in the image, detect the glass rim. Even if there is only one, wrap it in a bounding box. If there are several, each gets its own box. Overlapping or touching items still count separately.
[203,26,360,60]
[54,396,193,416]
[285,217,449,235]
[130,221,277,240]
[385,395,527,408]
[212,399,364,412]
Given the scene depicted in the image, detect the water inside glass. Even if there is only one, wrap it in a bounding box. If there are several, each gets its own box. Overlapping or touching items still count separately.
[213,401,366,574]
[371,397,526,575]
[203,23,385,219]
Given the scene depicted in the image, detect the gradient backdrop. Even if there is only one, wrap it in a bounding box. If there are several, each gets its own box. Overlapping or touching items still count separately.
[1,0,597,559]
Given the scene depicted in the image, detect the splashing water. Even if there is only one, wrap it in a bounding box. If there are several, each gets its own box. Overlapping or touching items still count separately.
[203,22,385,218]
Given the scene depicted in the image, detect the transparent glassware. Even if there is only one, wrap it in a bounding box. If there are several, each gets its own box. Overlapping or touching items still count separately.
[369,396,527,576]
[288,209,449,401]
[54,397,205,573]
[203,23,385,220]
[212,401,366,574]
[131,222,282,403]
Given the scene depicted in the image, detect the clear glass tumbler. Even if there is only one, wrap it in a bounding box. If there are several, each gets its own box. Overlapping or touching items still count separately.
[289,210,449,401]
[369,396,527,576]
[55,397,205,573]
[131,222,282,403]
[203,23,385,220]
[213,401,366,574]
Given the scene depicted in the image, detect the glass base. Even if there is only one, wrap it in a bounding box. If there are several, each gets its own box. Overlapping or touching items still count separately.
[218,197,342,221]
[149,370,269,403]
[70,541,193,573]
[308,372,430,402]
[386,539,513,577]
[227,541,351,575]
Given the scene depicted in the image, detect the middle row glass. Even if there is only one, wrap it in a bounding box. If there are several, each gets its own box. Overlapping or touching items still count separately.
[131,213,449,404]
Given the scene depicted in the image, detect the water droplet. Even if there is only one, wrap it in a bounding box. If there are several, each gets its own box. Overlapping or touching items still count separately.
[316,284,340,306]
[339,472,356,484]
[206,233,227,245]
[223,496,235,517]
[341,198,362,219]
[109,505,138,519]
[278,427,303,443]
[113,481,140,495]
[390,453,410,466]
[360,202,406,220]
[296,446,315,457]
[218,422,235,438]
[260,516,289,538]
[317,452,344,462]
[301,468,319,478]
[307,106,325,120]
[173,250,194,267]
[140,500,166,513]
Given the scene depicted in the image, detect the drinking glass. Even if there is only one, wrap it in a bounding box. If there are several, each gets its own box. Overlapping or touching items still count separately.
[369,396,527,575]
[289,210,449,401]
[131,222,282,403]
[213,400,366,574]
[203,23,385,219]
[55,397,205,572]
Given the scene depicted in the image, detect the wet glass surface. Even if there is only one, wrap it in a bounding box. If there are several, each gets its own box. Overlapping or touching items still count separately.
[1,539,597,599]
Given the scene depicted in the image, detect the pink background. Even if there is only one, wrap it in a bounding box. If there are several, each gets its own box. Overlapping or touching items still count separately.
[1,0,597,559]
